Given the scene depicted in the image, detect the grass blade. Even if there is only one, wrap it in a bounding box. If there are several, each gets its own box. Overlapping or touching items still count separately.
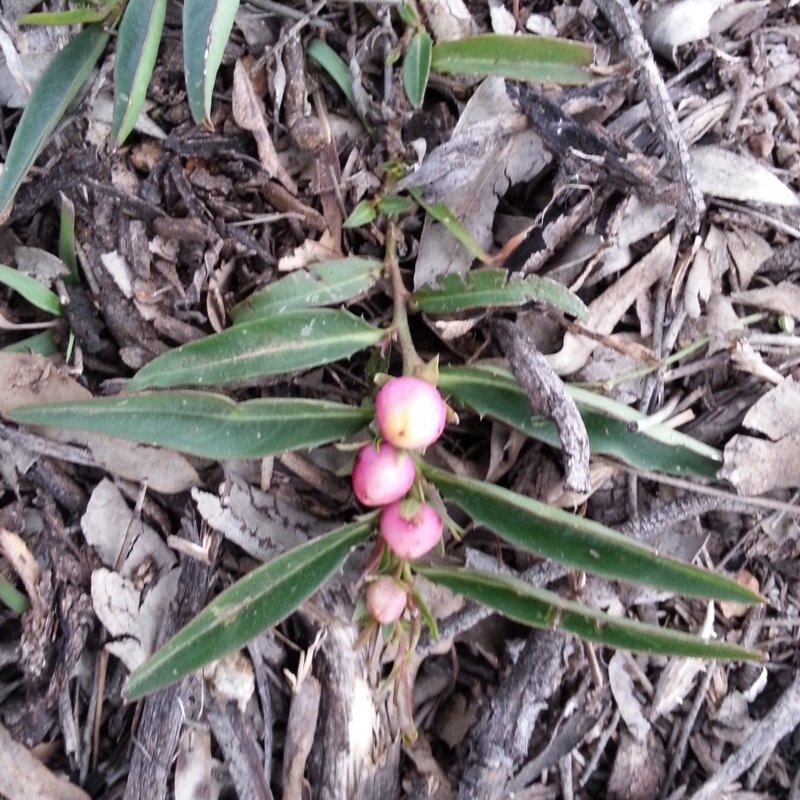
[0,25,110,222]
[0,263,63,316]
[403,30,432,109]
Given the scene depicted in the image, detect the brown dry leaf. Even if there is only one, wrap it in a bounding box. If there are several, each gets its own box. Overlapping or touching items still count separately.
[417,0,478,41]
[400,77,551,290]
[546,234,673,375]
[719,571,761,619]
[232,58,296,194]
[731,281,800,318]
[0,352,200,493]
[726,227,772,289]
[720,377,800,494]
[277,230,340,271]
[684,225,728,319]
[608,651,650,742]
[643,0,733,62]
[174,727,218,800]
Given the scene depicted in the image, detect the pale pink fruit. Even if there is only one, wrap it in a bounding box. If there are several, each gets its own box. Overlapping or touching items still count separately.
[380,501,443,560]
[365,577,407,624]
[352,443,416,507]
[375,377,446,450]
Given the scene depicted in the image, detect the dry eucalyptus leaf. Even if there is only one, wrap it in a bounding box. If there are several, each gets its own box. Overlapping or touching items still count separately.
[417,0,478,41]
[608,652,650,742]
[546,234,673,375]
[726,227,772,289]
[720,378,800,494]
[174,727,218,800]
[401,77,551,290]
[691,145,799,206]
[684,225,727,320]
[730,281,800,318]
[192,475,326,562]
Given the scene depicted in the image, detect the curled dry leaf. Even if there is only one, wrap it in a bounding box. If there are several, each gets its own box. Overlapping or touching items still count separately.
[608,652,650,742]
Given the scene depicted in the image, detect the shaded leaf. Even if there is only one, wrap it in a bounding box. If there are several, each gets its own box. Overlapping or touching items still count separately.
[422,464,762,605]
[0,573,29,613]
[2,330,58,356]
[343,200,377,228]
[111,0,167,148]
[417,565,763,661]
[438,365,721,478]
[58,194,79,284]
[431,33,593,84]
[19,8,111,25]
[230,258,382,324]
[410,268,587,319]
[183,0,240,125]
[403,30,432,109]
[127,309,384,390]
[307,39,357,109]
[124,518,375,698]
[9,392,372,459]
[376,195,414,216]
[0,264,63,316]
[0,25,110,222]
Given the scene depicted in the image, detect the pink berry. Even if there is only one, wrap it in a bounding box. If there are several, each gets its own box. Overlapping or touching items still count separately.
[380,501,443,560]
[365,577,407,624]
[352,443,416,507]
[375,377,447,450]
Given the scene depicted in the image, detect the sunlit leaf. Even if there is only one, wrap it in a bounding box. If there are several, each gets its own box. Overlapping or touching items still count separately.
[403,30,432,109]
[183,0,240,125]
[0,26,110,222]
[0,264,63,316]
[127,309,384,390]
[124,518,376,698]
[417,565,763,661]
[230,258,383,324]
[431,34,593,84]
[111,0,167,147]
[410,268,588,319]
[9,392,372,459]
[438,365,721,478]
[422,464,762,606]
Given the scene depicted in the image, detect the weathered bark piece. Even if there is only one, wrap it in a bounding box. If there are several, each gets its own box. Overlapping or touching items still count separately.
[456,630,568,800]
[122,523,221,800]
[493,318,591,494]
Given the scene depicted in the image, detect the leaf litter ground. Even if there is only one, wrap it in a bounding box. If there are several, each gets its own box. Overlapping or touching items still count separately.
[0,1,799,799]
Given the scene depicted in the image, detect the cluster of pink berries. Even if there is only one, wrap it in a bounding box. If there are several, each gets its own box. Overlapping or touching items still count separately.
[352,376,448,624]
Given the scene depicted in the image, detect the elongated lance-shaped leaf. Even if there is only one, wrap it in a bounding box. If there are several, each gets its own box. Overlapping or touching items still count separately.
[0,264,63,316]
[111,0,167,147]
[431,34,593,84]
[124,518,376,699]
[0,26,110,222]
[127,309,384,390]
[230,257,383,324]
[19,7,112,25]
[307,39,357,110]
[438,365,721,478]
[403,30,432,109]
[183,0,239,125]
[417,565,763,662]
[410,268,588,319]
[9,392,373,459]
[3,330,58,356]
[422,464,762,606]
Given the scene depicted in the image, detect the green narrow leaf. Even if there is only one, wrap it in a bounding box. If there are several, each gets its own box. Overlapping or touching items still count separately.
[110,0,167,147]
[403,30,432,109]
[0,573,30,614]
[410,268,588,319]
[10,393,372,459]
[431,34,593,84]
[417,565,763,662]
[126,309,384,390]
[58,195,79,284]
[0,264,63,316]
[19,8,111,25]
[230,257,383,324]
[124,518,376,699]
[438,365,721,478]
[0,25,110,222]
[343,200,377,228]
[183,0,240,125]
[307,39,358,110]
[422,464,762,606]
[2,330,58,355]
[409,188,492,264]
[376,195,414,216]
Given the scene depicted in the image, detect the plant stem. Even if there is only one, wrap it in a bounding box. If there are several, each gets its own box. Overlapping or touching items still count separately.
[385,220,422,376]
